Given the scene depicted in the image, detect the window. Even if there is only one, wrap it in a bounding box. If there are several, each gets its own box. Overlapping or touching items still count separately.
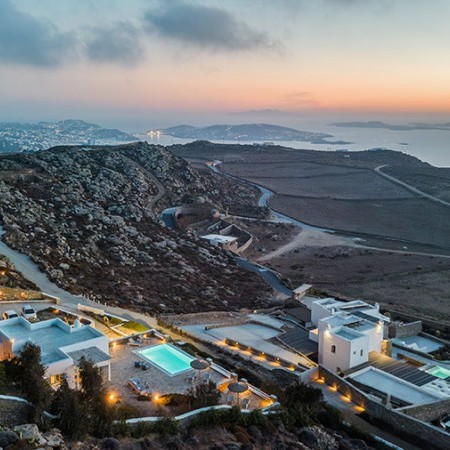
[331,345,336,353]
[360,349,364,356]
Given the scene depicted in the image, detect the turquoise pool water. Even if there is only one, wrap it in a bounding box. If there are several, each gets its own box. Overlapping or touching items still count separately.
[426,366,450,380]
[138,344,194,376]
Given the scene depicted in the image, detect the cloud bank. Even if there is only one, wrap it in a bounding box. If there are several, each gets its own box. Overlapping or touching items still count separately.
[1,0,280,68]
[85,22,143,64]
[0,0,75,67]
[143,1,279,52]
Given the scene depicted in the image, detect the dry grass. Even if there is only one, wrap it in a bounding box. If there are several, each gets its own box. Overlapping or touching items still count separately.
[0,286,43,301]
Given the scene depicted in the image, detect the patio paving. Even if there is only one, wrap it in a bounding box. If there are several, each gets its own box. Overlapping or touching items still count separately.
[107,339,270,416]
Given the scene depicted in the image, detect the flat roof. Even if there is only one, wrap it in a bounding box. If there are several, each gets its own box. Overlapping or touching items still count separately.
[68,346,111,366]
[333,328,363,341]
[278,327,318,355]
[347,320,376,333]
[285,307,312,323]
[349,367,439,405]
[321,312,376,332]
[200,234,238,243]
[292,284,313,294]
[0,318,104,365]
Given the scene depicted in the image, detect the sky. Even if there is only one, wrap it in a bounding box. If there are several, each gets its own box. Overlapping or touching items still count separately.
[0,0,450,130]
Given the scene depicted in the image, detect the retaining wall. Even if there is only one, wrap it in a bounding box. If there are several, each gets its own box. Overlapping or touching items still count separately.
[0,396,33,427]
[399,398,450,422]
[123,403,280,427]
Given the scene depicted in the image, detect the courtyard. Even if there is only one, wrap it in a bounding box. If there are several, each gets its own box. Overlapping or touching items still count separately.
[106,337,274,417]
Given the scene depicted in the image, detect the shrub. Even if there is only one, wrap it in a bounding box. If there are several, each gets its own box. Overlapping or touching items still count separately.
[151,417,179,436]
[160,393,192,407]
[317,404,342,429]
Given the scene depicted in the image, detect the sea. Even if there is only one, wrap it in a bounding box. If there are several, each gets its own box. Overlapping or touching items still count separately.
[139,125,450,168]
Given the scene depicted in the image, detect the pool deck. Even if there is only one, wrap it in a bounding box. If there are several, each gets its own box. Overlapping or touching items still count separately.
[181,322,315,369]
[108,340,268,416]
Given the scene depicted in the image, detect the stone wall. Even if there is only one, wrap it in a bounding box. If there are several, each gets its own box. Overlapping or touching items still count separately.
[318,366,450,450]
[399,398,450,422]
[0,397,33,427]
[390,320,422,339]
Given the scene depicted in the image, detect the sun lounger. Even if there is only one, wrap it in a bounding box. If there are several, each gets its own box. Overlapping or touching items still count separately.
[127,377,151,396]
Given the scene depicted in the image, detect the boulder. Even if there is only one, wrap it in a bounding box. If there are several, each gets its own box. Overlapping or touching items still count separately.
[99,437,121,450]
[0,430,19,448]
[42,429,64,448]
[13,424,47,446]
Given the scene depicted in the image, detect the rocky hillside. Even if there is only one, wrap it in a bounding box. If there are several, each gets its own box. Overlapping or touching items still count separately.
[0,422,384,450]
[0,142,271,313]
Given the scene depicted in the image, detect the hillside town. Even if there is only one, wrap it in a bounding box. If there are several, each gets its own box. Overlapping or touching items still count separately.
[0,120,136,153]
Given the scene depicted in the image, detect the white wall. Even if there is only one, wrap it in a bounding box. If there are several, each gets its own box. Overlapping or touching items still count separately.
[348,337,370,368]
[365,322,383,354]
[319,328,368,373]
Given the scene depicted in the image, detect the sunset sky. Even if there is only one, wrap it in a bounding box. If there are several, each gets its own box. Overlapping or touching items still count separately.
[1,0,449,130]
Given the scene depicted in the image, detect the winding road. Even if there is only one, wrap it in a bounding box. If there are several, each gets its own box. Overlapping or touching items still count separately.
[375,164,450,208]
[207,162,450,259]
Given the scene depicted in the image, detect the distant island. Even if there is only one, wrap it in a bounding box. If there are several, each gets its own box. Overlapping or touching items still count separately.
[330,120,450,131]
[160,123,352,145]
[0,119,137,153]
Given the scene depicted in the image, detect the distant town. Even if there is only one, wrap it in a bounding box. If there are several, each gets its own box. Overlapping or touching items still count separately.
[0,119,136,153]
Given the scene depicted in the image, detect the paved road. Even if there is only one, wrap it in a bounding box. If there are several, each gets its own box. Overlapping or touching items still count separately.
[375,165,450,208]
[0,226,158,329]
[210,162,450,259]
[235,257,292,296]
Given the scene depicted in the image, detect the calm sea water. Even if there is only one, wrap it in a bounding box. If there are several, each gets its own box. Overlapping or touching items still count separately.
[139,126,450,168]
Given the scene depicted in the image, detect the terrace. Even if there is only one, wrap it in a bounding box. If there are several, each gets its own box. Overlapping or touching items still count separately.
[107,337,275,418]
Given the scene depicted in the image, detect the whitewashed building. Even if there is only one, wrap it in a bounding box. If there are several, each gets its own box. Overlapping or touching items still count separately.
[304,297,388,373]
[0,317,110,388]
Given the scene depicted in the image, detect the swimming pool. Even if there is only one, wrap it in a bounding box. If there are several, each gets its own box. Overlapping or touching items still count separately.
[137,344,194,376]
[426,366,450,380]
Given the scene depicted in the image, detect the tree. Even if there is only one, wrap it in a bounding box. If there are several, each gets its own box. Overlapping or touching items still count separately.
[6,342,51,423]
[281,381,324,427]
[78,358,114,437]
[52,376,89,440]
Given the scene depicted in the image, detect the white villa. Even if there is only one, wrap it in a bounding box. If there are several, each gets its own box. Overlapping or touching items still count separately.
[304,297,389,373]
[0,316,110,388]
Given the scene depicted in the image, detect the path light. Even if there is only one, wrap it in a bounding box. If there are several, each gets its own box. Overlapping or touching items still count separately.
[107,391,118,404]
[228,379,249,407]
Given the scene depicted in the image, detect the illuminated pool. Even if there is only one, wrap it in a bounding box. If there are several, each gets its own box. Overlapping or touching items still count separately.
[426,366,450,380]
[137,344,194,376]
